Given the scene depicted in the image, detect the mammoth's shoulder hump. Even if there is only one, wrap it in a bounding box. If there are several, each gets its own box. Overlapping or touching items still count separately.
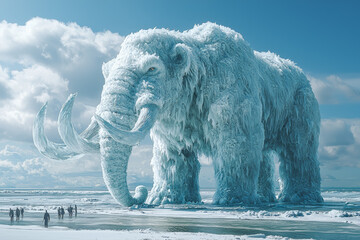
[123,28,183,47]
[185,22,245,44]
[254,51,303,74]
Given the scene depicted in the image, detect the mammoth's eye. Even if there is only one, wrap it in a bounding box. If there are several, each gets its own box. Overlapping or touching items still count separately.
[148,67,156,72]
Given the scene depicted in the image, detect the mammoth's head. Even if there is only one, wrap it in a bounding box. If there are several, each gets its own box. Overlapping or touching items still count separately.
[95,32,196,145]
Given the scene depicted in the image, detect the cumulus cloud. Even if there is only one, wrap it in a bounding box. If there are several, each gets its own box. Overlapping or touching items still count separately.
[0,17,124,142]
[309,75,360,104]
[0,159,20,170]
[320,119,355,146]
[319,119,360,168]
[308,74,360,170]
[0,141,104,188]
[21,158,46,175]
[0,139,158,188]
[0,18,122,67]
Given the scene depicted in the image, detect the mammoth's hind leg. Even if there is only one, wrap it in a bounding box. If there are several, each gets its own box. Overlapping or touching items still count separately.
[257,150,276,202]
[278,87,323,203]
[146,143,201,205]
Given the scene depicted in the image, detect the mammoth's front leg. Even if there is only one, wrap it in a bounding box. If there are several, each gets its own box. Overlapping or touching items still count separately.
[147,142,201,205]
[211,100,264,205]
[212,136,263,205]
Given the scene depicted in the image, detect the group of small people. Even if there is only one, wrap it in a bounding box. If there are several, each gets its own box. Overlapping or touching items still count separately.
[44,205,78,228]
[9,207,24,222]
[9,205,78,228]
[57,205,77,219]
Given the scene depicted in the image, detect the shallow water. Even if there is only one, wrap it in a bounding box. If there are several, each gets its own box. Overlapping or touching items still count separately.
[0,188,359,239]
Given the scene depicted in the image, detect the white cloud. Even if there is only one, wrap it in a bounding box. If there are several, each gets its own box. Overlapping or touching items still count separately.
[0,159,20,170]
[308,75,360,104]
[21,158,45,175]
[308,74,360,170]
[0,65,69,140]
[0,17,124,142]
[0,145,21,157]
[319,119,360,168]
[320,119,355,146]
[0,18,123,65]
[0,141,104,187]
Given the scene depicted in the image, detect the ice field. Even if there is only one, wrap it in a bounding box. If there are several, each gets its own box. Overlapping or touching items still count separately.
[0,188,359,239]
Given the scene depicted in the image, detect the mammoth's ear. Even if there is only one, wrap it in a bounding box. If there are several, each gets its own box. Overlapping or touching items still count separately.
[102,58,116,80]
[171,43,192,75]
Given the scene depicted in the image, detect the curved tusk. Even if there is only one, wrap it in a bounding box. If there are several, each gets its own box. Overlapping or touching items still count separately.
[58,94,100,152]
[80,117,100,141]
[95,104,158,146]
[33,103,82,160]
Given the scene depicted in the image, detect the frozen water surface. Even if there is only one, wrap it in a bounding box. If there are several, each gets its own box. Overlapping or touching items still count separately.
[0,188,359,239]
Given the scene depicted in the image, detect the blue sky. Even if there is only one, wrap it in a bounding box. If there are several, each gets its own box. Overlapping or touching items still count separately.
[0,0,359,189]
[2,0,359,75]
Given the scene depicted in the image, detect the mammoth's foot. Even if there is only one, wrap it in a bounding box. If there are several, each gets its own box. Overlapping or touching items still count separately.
[277,190,323,204]
[147,187,201,205]
[212,188,259,205]
[146,190,174,205]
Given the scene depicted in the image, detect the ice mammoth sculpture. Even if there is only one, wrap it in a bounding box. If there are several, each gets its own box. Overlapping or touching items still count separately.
[33,22,323,206]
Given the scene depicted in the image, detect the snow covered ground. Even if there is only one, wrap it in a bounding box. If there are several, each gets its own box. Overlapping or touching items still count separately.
[0,189,359,239]
[0,225,295,240]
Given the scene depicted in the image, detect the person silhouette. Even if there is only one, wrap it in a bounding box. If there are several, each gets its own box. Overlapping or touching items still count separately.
[20,207,24,219]
[74,204,77,217]
[15,208,20,221]
[57,207,61,219]
[9,208,14,222]
[43,210,50,228]
[67,205,73,217]
[60,207,65,219]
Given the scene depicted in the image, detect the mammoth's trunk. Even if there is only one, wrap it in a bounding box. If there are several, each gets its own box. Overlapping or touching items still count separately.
[100,136,147,206]
[97,69,150,207]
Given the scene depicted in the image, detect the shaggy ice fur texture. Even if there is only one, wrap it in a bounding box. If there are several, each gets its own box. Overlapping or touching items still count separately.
[34,22,323,206]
